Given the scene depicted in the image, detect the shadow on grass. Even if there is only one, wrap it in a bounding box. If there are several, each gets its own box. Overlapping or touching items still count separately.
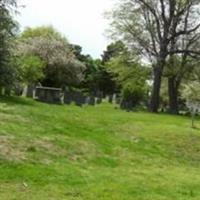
[192,126,200,131]
[0,95,35,106]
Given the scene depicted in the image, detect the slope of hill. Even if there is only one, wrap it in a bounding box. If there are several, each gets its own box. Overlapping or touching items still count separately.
[0,96,200,200]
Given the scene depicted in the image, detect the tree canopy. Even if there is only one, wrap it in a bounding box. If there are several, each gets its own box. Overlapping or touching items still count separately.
[0,0,18,89]
[16,26,85,88]
[107,0,200,112]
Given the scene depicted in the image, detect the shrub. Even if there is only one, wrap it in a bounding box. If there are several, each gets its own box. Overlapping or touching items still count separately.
[120,82,146,111]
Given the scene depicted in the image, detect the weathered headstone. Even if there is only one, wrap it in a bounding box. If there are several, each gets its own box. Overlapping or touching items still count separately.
[85,96,90,104]
[96,91,103,98]
[35,86,63,104]
[27,85,35,98]
[64,91,86,107]
[116,97,122,105]
[73,92,86,107]
[108,95,113,103]
[14,85,23,96]
[64,91,73,104]
[88,96,95,106]
[96,97,102,104]
[120,99,133,111]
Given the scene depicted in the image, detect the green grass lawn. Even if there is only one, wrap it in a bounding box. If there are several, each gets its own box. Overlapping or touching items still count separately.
[0,96,200,200]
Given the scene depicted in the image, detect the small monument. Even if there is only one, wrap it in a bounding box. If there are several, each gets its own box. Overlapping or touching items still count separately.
[35,86,63,104]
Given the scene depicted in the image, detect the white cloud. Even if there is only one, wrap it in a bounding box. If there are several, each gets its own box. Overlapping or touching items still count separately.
[16,0,115,58]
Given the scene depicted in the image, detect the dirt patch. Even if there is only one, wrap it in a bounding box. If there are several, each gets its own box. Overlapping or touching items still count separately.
[67,140,98,162]
[0,134,98,163]
[0,135,26,161]
[0,135,68,162]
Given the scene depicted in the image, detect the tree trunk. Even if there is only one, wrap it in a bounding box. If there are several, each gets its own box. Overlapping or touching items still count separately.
[149,67,163,113]
[168,77,179,114]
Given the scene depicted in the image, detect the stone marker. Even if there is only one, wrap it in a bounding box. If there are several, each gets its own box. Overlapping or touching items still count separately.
[88,96,95,106]
[64,91,87,107]
[64,91,73,105]
[120,99,133,111]
[96,97,102,104]
[35,86,63,104]
[108,95,113,103]
[73,92,86,107]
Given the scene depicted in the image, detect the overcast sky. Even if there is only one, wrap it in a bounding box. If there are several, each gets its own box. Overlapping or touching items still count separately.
[16,0,115,58]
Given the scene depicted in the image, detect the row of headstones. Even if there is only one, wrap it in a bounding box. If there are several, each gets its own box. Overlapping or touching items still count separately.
[34,86,123,106]
[64,91,102,106]
[64,92,124,106]
[34,87,112,105]
[3,84,133,110]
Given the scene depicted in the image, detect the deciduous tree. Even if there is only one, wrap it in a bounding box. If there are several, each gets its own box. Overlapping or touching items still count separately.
[17,26,85,88]
[107,0,200,112]
[0,0,18,91]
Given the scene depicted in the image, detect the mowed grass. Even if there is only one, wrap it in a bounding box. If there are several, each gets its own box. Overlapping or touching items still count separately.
[0,96,200,200]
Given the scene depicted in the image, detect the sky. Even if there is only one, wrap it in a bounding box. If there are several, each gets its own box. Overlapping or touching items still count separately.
[16,0,115,59]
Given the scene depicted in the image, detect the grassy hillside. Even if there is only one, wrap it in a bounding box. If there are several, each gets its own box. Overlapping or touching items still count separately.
[0,96,200,200]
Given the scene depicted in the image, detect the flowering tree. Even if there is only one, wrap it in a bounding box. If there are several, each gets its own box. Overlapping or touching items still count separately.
[182,81,200,128]
[16,26,85,88]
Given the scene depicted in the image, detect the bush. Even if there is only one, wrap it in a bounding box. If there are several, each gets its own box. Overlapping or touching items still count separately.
[120,82,146,111]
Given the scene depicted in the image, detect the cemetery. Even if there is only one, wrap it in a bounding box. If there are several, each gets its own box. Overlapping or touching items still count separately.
[35,86,63,104]
[31,85,121,106]
[0,96,200,200]
[1,0,200,200]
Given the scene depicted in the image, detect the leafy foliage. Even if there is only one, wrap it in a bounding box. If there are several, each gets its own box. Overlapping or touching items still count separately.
[71,43,119,95]
[0,0,18,88]
[182,81,200,103]
[15,55,45,85]
[16,26,85,88]
[106,52,149,108]
[107,0,200,112]
[20,26,67,42]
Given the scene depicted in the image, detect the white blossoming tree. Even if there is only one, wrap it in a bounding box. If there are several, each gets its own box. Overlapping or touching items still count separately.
[16,26,85,88]
[182,81,200,128]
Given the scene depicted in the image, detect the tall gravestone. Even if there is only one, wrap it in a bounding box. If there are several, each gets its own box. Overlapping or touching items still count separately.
[27,85,35,98]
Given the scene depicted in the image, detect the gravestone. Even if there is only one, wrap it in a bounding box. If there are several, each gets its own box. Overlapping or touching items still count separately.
[64,91,74,105]
[88,96,95,106]
[35,86,63,104]
[96,97,102,104]
[108,95,113,103]
[14,88,22,96]
[115,94,122,105]
[94,91,103,105]
[73,92,86,107]
[96,91,103,98]
[64,91,86,107]
[120,99,133,111]
[85,96,90,104]
[27,85,35,98]
[116,98,121,105]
